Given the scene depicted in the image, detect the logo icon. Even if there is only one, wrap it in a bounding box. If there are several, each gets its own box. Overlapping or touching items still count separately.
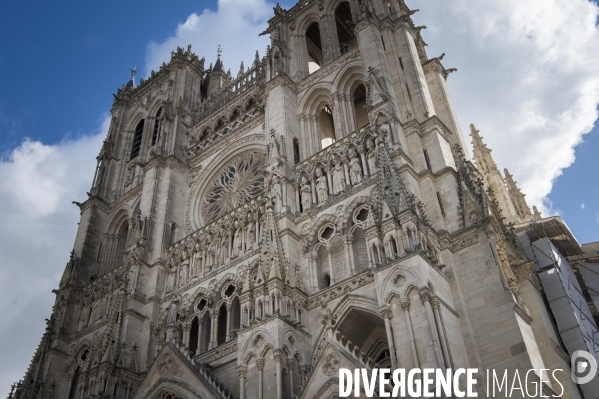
[571,350,598,384]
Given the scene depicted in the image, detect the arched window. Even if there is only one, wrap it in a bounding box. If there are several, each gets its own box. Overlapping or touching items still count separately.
[116,223,129,267]
[353,84,368,129]
[189,316,199,355]
[152,107,163,145]
[217,305,227,345]
[319,104,336,149]
[335,2,356,54]
[306,23,323,74]
[68,367,80,399]
[130,120,144,159]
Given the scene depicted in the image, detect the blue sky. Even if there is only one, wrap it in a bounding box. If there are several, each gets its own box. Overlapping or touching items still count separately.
[0,0,598,391]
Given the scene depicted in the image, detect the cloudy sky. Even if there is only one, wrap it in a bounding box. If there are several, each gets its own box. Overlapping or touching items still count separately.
[0,0,598,392]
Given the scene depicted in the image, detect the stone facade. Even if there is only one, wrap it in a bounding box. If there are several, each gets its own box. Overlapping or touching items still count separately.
[10,1,598,399]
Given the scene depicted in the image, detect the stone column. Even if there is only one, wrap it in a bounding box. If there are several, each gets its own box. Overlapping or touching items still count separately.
[400,298,420,368]
[324,166,334,195]
[196,319,203,356]
[331,93,344,138]
[358,147,369,177]
[344,237,355,275]
[299,116,307,160]
[327,248,336,285]
[310,178,317,204]
[419,289,445,368]
[431,298,451,368]
[210,312,218,349]
[237,366,247,399]
[287,358,295,398]
[183,324,191,350]
[381,307,398,369]
[225,304,232,342]
[299,365,309,391]
[274,350,283,399]
[256,358,265,399]
[342,156,351,186]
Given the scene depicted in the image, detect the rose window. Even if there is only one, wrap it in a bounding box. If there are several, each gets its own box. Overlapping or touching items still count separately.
[201,151,265,223]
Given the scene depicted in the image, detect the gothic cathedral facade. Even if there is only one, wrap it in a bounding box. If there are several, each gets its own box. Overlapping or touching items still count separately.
[12,1,587,398]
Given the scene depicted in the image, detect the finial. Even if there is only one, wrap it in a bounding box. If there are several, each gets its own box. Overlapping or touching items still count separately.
[217,45,222,59]
[130,65,137,80]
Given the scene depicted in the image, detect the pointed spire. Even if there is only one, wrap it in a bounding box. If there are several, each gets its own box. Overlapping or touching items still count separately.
[504,168,532,219]
[126,65,137,88]
[532,205,542,221]
[129,344,139,373]
[470,124,497,174]
[469,124,519,222]
[259,201,285,281]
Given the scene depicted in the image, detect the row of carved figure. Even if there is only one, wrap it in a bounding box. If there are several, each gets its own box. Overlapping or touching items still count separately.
[166,216,266,291]
[298,139,377,211]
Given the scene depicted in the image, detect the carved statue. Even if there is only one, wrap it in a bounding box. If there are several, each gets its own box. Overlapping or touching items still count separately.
[233,221,242,257]
[315,168,328,204]
[166,298,179,326]
[166,264,176,291]
[77,298,91,331]
[348,149,363,185]
[366,139,377,174]
[332,157,346,195]
[271,175,282,211]
[179,252,189,286]
[300,176,312,211]
[246,215,256,249]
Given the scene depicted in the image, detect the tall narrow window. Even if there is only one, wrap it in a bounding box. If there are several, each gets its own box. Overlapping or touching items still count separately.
[130,120,144,159]
[335,2,356,54]
[152,107,162,145]
[306,23,323,74]
[437,192,445,216]
[398,57,404,70]
[423,149,432,170]
[405,84,412,101]
[293,138,301,164]
[353,84,368,129]
[319,104,336,149]
[381,35,386,51]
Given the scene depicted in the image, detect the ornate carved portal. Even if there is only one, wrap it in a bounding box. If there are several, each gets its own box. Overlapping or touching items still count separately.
[201,151,266,223]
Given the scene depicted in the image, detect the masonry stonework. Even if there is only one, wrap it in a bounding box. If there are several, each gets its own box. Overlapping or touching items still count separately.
[10,1,599,399]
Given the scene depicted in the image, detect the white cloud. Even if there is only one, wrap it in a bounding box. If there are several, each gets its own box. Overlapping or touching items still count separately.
[144,0,279,78]
[582,203,586,210]
[0,117,107,391]
[413,0,599,214]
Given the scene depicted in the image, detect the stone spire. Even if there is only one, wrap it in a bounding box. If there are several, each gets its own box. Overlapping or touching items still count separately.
[260,201,285,281]
[470,124,519,223]
[504,168,532,220]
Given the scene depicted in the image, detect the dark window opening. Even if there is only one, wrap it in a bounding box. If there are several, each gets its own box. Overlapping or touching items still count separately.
[437,192,445,216]
[97,243,102,262]
[246,98,255,110]
[381,35,386,51]
[423,149,432,170]
[406,84,412,101]
[230,109,241,121]
[353,84,368,129]
[197,299,207,311]
[224,284,235,297]
[189,317,199,355]
[217,305,227,345]
[335,2,356,54]
[319,104,336,149]
[306,22,323,74]
[323,273,331,287]
[356,208,369,222]
[130,120,145,159]
[152,107,163,145]
[215,118,224,131]
[398,57,404,70]
[321,226,334,240]
[293,138,301,164]
[69,367,80,399]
